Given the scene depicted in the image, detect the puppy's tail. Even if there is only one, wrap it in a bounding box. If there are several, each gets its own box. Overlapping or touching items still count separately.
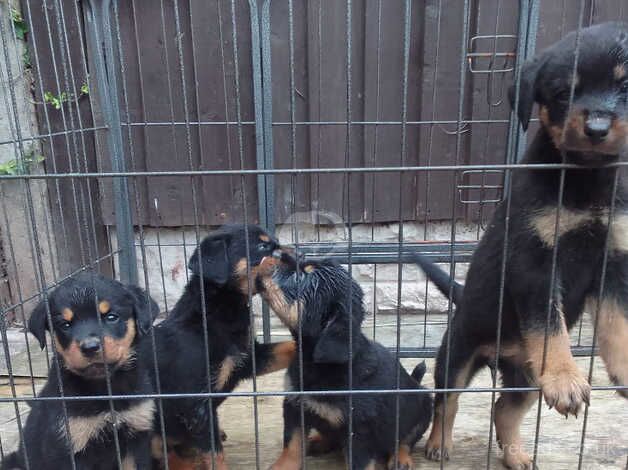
[412,253,463,305]
[411,361,427,384]
[1,451,23,470]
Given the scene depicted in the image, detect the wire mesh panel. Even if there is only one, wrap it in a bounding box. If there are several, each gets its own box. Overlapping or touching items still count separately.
[0,0,627,469]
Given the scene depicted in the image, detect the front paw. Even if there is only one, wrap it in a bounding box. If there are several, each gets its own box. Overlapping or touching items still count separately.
[539,368,590,417]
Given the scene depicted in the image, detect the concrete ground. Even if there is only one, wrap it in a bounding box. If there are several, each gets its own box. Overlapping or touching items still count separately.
[1,314,626,469]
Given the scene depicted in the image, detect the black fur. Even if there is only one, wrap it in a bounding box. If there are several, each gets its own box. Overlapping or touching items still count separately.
[259,255,432,469]
[2,273,159,470]
[424,22,628,467]
[142,224,296,463]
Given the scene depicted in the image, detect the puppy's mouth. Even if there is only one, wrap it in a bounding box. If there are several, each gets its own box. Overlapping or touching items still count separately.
[73,361,122,379]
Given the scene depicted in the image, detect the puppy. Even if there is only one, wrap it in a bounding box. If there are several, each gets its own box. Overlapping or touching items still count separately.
[145,225,296,469]
[256,254,432,470]
[2,273,159,470]
[422,22,628,469]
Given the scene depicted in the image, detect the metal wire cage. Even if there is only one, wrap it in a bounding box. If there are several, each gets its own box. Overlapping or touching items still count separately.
[0,0,627,469]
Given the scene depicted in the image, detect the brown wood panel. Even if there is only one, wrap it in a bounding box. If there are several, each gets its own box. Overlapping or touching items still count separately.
[99,0,258,227]
[25,0,110,276]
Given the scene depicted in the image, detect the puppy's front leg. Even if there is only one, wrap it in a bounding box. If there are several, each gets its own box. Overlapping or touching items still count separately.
[523,313,590,417]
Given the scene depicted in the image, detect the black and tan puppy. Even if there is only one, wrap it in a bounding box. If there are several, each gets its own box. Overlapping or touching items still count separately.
[2,273,159,470]
[145,225,296,470]
[422,22,628,469]
[256,254,432,470]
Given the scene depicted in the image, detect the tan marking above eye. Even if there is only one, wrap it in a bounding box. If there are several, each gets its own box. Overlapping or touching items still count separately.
[259,234,271,242]
[303,265,315,273]
[62,308,74,322]
[98,301,110,315]
[614,64,626,81]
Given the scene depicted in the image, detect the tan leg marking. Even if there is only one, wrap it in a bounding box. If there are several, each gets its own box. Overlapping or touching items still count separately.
[495,392,536,470]
[425,354,477,461]
[199,452,228,470]
[387,444,414,470]
[587,297,628,398]
[261,340,297,374]
[270,432,303,470]
[150,435,164,461]
[121,455,136,470]
[216,356,237,390]
[525,321,590,416]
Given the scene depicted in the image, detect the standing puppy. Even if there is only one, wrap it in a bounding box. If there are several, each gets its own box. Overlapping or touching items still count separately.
[2,273,159,470]
[257,254,432,470]
[423,22,628,469]
[145,225,296,470]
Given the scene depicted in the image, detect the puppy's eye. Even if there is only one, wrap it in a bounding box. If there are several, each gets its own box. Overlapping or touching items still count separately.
[61,321,71,330]
[105,313,119,323]
[257,242,270,252]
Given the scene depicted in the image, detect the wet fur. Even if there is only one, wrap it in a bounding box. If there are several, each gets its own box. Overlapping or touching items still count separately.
[258,255,432,469]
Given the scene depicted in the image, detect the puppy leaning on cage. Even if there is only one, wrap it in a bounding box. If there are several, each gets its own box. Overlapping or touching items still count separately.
[145,225,296,470]
[1,273,160,470]
[416,21,628,470]
[255,252,432,470]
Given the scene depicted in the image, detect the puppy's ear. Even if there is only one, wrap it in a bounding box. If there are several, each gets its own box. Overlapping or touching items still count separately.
[28,299,50,350]
[125,285,159,336]
[509,53,547,131]
[312,315,351,364]
[188,238,230,285]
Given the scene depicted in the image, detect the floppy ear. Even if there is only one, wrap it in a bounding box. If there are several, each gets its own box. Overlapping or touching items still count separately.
[509,53,547,131]
[28,299,50,350]
[188,238,230,285]
[312,314,352,364]
[125,285,159,336]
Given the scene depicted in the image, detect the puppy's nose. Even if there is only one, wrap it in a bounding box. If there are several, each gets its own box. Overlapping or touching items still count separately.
[79,336,102,356]
[584,112,613,142]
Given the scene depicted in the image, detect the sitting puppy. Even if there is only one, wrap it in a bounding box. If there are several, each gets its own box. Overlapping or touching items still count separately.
[145,225,296,469]
[422,22,628,469]
[256,254,432,470]
[2,273,159,470]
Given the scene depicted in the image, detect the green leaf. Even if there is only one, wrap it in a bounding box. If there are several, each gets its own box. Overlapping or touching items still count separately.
[10,8,28,41]
[80,83,89,95]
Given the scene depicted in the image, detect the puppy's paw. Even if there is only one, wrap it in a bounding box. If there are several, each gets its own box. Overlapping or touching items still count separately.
[539,368,590,417]
[387,445,414,470]
[425,439,450,462]
[503,449,535,470]
[269,459,301,470]
[306,432,338,456]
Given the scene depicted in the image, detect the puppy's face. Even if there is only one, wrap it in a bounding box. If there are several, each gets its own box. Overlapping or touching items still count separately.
[513,22,628,164]
[187,224,285,294]
[257,254,364,363]
[28,274,158,379]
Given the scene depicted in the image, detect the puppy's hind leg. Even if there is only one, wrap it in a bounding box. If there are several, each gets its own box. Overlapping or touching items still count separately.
[495,362,536,470]
[587,296,628,398]
[270,399,309,470]
[425,331,483,461]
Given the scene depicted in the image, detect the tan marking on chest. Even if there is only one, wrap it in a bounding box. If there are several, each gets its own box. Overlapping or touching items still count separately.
[61,399,155,453]
[302,397,344,427]
[530,207,628,253]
